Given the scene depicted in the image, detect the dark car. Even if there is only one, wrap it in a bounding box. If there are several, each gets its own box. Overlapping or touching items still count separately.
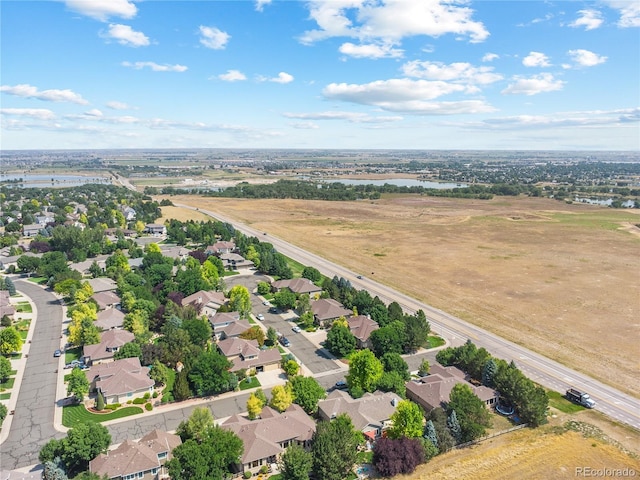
[53,349,62,358]
[335,380,347,389]
[279,337,291,347]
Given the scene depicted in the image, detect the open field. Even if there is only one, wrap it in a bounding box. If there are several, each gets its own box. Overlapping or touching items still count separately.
[163,194,640,397]
[411,420,640,480]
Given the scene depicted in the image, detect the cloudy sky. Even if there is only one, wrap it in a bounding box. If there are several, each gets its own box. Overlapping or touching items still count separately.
[1,0,639,150]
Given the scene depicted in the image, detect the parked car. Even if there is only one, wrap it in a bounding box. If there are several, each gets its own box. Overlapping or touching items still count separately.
[53,349,62,358]
[262,300,271,306]
[292,326,302,333]
[335,380,347,389]
[257,314,265,321]
[279,337,291,347]
[356,275,363,279]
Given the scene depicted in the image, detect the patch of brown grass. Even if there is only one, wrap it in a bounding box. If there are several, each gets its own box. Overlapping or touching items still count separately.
[162,195,640,397]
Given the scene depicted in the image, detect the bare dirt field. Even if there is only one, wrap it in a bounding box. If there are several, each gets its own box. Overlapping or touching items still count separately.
[163,194,640,397]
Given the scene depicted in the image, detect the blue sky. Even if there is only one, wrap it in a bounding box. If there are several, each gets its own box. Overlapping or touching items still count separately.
[1,0,639,150]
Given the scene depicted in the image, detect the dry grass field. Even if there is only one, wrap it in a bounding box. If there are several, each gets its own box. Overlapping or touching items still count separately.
[163,194,640,397]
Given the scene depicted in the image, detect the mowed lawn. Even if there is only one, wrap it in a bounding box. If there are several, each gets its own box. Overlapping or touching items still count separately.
[165,194,640,398]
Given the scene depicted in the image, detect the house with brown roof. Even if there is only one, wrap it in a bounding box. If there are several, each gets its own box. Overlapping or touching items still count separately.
[221,404,316,475]
[405,364,498,413]
[90,429,181,480]
[0,291,15,318]
[182,289,226,317]
[317,390,401,440]
[86,357,154,404]
[83,329,135,365]
[219,253,254,270]
[311,298,353,327]
[271,278,322,297]
[87,277,118,293]
[347,315,379,349]
[209,312,251,340]
[95,308,125,331]
[217,337,282,373]
[206,241,235,255]
[91,291,121,310]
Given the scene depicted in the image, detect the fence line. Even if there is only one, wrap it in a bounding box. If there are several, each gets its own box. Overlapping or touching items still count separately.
[455,423,528,449]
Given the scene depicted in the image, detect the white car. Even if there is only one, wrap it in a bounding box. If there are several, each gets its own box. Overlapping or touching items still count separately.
[292,326,302,333]
[256,314,265,321]
[262,300,271,306]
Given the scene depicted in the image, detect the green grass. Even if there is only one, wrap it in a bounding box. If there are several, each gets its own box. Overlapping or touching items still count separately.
[65,347,81,364]
[27,277,47,284]
[0,393,10,400]
[283,256,306,278]
[426,335,446,349]
[239,376,261,391]
[0,378,15,391]
[356,451,373,464]
[223,270,240,276]
[15,302,32,313]
[62,403,144,427]
[548,390,586,414]
[161,368,176,403]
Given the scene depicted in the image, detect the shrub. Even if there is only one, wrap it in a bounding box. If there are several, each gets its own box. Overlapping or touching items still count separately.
[104,403,120,411]
[143,392,150,400]
[259,465,268,474]
[145,402,153,411]
[127,400,132,404]
[133,397,146,405]
[152,391,158,398]
[243,471,252,479]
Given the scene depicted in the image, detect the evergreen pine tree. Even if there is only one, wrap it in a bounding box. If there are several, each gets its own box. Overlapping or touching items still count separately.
[4,277,16,296]
[482,358,498,387]
[447,410,462,444]
[424,420,438,449]
[96,391,105,411]
[43,457,68,480]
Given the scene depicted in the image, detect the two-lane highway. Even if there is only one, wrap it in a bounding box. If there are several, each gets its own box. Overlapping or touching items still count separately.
[177,202,640,431]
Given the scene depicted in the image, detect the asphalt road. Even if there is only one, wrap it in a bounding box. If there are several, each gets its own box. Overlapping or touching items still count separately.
[0,280,66,470]
[178,203,640,431]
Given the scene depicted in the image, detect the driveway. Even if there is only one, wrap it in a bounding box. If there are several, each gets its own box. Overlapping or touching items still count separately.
[224,273,342,374]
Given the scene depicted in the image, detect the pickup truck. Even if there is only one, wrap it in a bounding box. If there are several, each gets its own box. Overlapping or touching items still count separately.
[566,388,596,408]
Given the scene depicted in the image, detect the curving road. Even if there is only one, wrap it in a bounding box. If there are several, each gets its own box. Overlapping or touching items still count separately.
[177,203,640,431]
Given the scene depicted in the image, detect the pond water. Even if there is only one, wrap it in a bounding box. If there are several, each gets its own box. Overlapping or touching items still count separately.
[323,178,467,189]
[0,174,111,188]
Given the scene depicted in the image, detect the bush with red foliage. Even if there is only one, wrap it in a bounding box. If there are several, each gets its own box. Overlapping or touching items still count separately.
[372,436,425,477]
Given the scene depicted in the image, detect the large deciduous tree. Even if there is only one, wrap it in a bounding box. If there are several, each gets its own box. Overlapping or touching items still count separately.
[188,350,235,396]
[0,326,23,355]
[176,406,215,443]
[280,443,313,480]
[346,349,383,396]
[228,285,251,319]
[325,323,356,358]
[288,376,326,414]
[447,383,491,443]
[311,414,360,480]
[66,367,90,403]
[373,437,425,477]
[388,400,424,439]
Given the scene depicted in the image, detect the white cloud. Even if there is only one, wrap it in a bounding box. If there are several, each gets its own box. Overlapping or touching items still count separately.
[283,111,403,123]
[569,9,604,30]
[255,0,272,12]
[501,73,565,95]
[218,70,247,82]
[122,61,188,72]
[522,51,551,67]
[84,109,103,117]
[300,0,489,45]
[103,24,150,47]
[605,0,640,27]
[259,72,295,84]
[322,78,495,114]
[106,101,132,110]
[64,0,137,21]
[482,53,499,62]
[0,108,56,120]
[402,60,502,84]
[0,84,89,104]
[289,121,320,129]
[567,49,607,67]
[199,26,230,50]
[339,42,403,59]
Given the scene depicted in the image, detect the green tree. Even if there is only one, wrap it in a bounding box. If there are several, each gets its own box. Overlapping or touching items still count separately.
[482,358,498,387]
[402,310,430,352]
[369,321,407,357]
[67,367,90,403]
[266,326,279,346]
[176,406,215,443]
[183,317,213,347]
[173,370,192,401]
[418,359,430,376]
[40,439,64,464]
[288,376,326,414]
[228,285,251,319]
[388,400,424,439]
[424,420,438,450]
[95,391,105,411]
[296,294,311,315]
[301,266,322,283]
[201,261,220,290]
[280,443,313,480]
[325,323,356,358]
[273,289,297,310]
[247,392,265,420]
[0,326,23,355]
[149,360,170,386]
[283,359,300,377]
[0,355,12,382]
[447,410,462,444]
[239,325,265,346]
[269,384,293,412]
[257,281,271,295]
[61,423,111,475]
[68,316,101,347]
[381,352,410,381]
[427,408,456,453]
[16,255,41,274]
[188,350,235,396]
[113,342,142,361]
[167,426,243,480]
[375,371,406,398]
[447,384,491,443]
[43,457,68,480]
[4,277,16,296]
[0,403,7,429]
[311,414,360,480]
[346,349,383,394]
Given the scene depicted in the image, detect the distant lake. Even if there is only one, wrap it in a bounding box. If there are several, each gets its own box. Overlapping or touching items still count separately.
[323,178,468,189]
[574,197,636,208]
[0,174,111,188]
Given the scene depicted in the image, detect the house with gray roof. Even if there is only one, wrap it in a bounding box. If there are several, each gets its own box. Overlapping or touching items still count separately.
[206,241,235,255]
[317,390,401,440]
[311,298,353,327]
[21,224,42,238]
[90,429,181,480]
[221,404,316,475]
[406,364,498,413]
[91,291,121,310]
[271,278,322,297]
[182,289,226,317]
[144,224,166,236]
[83,329,135,365]
[347,315,379,349]
[217,337,282,373]
[85,357,154,404]
[95,308,125,331]
[219,253,254,270]
[87,277,118,293]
